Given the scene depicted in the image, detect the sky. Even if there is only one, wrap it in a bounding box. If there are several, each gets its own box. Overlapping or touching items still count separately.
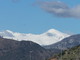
[0,0,80,34]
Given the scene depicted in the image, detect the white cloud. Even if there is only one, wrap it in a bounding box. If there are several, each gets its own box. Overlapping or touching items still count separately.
[39,1,80,18]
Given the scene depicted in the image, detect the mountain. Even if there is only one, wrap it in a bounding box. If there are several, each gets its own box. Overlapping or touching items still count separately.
[0,37,50,60]
[60,45,80,60]
[48,45,80,60]
[45,34,80,50]
[0,29,69,45]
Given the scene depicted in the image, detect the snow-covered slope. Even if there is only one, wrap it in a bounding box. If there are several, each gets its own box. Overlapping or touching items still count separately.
[0,29,70,45]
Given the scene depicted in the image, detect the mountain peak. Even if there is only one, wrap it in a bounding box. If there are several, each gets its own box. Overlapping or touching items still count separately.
[0,29,70,45]
[4,30,13,33]
[47,29,61,33]
[46,29,68,37]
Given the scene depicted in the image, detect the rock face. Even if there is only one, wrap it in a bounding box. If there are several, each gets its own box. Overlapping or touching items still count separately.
[44,34,80,50]
[0,37,50,60]
[44,34,80,56]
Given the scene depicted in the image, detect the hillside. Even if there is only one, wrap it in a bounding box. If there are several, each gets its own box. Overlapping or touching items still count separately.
[45,34,80,50]
[0,37,50,60]
[48,45,80,60]
[60,45,80,60]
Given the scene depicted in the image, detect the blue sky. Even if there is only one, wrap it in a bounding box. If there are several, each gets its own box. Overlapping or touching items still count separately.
[0,0,80,34]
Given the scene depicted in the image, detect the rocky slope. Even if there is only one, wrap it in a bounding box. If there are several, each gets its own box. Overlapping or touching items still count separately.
[44,34,80,56]
[45,34,80,50]
[48,45,80,60]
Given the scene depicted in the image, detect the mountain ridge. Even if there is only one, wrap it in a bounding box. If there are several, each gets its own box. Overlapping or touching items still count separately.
[0,29,70,45]
[44,34,80,50]
[0,37,51,60]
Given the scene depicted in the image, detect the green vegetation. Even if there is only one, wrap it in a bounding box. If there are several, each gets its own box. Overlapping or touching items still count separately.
[49,45,80,60]
[60,45,80,60]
